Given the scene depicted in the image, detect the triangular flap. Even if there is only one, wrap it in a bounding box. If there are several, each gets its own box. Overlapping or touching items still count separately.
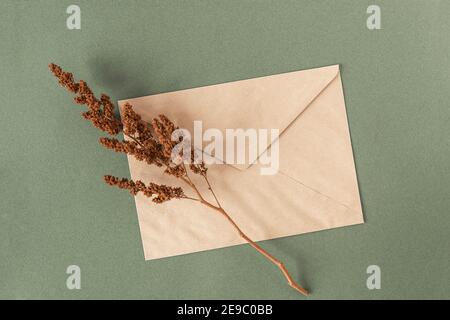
[277,73,363,214]
[119,65,340,170]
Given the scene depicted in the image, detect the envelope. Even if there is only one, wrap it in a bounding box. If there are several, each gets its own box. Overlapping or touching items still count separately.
[118,65,364,260]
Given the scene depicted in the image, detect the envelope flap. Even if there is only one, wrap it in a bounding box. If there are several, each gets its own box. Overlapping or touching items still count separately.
[119,65,340,169]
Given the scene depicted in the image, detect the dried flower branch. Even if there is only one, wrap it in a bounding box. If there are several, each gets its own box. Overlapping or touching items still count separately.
[104,175,186,203]
[49,63,309,296]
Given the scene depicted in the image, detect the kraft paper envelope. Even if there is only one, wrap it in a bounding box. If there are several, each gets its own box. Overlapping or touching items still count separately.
[119,65,364,260]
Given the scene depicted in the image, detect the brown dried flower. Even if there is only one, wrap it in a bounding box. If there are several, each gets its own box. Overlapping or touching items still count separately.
[189,149,208,175]
[152,114,177,158]
[104,175,185,203]
[49,63,309,296]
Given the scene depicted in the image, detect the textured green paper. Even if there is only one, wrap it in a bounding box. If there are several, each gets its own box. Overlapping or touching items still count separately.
[0,0,449,299]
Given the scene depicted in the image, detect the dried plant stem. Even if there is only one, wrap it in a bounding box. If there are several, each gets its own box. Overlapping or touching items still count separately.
[49,63,309,296]
[122,131,308,294]
[182,173,309,296]
[202,173,222,208]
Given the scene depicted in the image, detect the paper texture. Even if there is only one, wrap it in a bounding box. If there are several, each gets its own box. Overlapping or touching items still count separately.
[119,65,364,260]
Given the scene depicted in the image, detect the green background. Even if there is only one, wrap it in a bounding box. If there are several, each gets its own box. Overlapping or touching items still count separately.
[1,0,449,299]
